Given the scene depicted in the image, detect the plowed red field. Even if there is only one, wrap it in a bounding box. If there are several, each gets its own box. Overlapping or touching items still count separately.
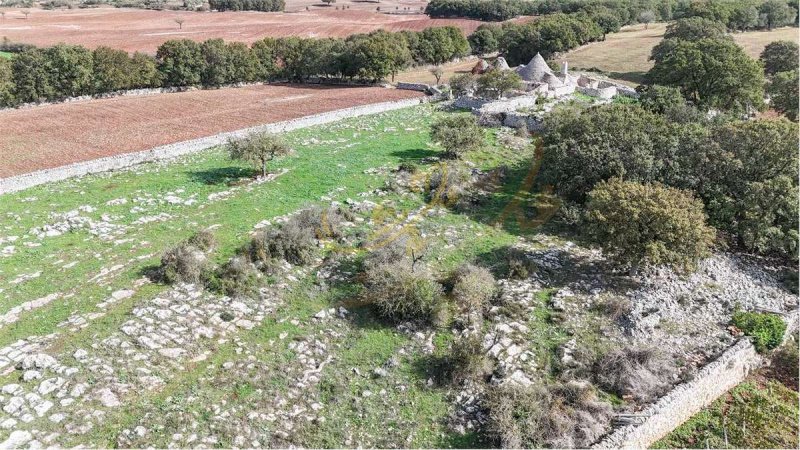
[0,85,423,178]
[0,5,484,53]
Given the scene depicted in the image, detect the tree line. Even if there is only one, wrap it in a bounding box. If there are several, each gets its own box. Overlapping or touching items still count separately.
[429,0,797,32]
[0,27,470,106]
[539,98,798,264]
[207,0,284,12]
[466,11,609,65]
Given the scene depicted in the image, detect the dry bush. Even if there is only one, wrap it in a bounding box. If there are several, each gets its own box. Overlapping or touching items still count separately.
[593,346,676,404]
[596,296,633,322]
[159,244,209,284]
[450,263,496,312]
[484,380,612,448]
[207,256,259,297]
[361,262,444,323]
[289,206,345,240]
[447,332,493,383]
[187,229,217,251]
[247,221,317,269]
[427,162,473,208]
[362,232,427,270]
[505,247,536,280]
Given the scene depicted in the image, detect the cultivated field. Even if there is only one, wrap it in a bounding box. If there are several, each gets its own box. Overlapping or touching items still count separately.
[0,5,483,53]
[0,84,422,178]
[564,23,799,84]
[395,57,480,84]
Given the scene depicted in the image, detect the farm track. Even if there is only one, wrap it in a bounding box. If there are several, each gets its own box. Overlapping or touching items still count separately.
[0,84,423,178]
[0,6,484,53]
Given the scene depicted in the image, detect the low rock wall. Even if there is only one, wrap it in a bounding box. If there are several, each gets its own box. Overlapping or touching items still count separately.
[593,312,799,448]
[0,96,429,195]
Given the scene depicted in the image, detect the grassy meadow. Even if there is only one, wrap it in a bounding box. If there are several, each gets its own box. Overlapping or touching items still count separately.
[564,23,798,85]
[0,103,564,446]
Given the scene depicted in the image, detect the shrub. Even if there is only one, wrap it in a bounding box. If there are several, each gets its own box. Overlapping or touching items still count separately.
[247,221,317,270]
[427,162,473,207]
[290,206,344,240]
[449,72,476,97]
[596,297,632,322]
[159,243,209,284]
[430,115,485,159]
[484,381,612,448]
[585,179,715,274]
[450,263,495,312]
[504,247,535,280]
[593,346,676,404]
[361,262,444,323]
[731,310,787,353]
[207,256,259,297]
[445,332,492,383]
[187,229,217,251]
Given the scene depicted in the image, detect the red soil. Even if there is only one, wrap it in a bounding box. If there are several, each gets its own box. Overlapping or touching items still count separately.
[0,6,484,53]
[0,84,423,178]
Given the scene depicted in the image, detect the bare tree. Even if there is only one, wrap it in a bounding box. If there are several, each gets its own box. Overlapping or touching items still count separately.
[22,10,30,20]
[430,66,444,84]
[175,18,185,30]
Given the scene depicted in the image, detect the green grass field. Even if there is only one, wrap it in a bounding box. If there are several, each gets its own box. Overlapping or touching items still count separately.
[0,103,569,447]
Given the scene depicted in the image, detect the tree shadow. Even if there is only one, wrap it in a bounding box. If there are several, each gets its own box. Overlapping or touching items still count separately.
[390,148,439,163]
[607,71,647,85]
[188,167,254,185]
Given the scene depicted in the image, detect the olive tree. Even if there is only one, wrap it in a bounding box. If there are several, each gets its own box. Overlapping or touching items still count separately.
[228,132,291,178]
[430,115,485,159]
[586,179,715,274]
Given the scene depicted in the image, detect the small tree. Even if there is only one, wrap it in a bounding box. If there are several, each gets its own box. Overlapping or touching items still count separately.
[175,18,185,30]
[760,40,799,75]
[430,115,485,159]
[768,69,799,121]
[637,10,656,29]
[228,132,290,178]
[430,66,444,84]
[475,69,522,99]
[585,179,715,274]
[449,73,476,97]
[22,10,30,20]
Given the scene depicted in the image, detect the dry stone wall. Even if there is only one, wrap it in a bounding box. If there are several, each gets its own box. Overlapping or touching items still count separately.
[0,96,429,195]
[593,312,799,449]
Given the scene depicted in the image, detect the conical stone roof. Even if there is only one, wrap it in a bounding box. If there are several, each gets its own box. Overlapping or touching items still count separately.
[493,57,511,71]
[517,52,553,82]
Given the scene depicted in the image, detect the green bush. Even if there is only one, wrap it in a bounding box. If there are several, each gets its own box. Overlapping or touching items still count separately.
[361,262,444,323]
[430,115,485,159]
[586,179,715,273]
[732,310,786,353]
[207,256,260,297]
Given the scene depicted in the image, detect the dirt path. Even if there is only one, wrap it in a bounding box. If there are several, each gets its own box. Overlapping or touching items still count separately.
[0,84,422,178]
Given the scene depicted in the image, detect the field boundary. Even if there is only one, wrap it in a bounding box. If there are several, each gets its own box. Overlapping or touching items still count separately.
[592,311,799,448]
[0,95,429,195]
